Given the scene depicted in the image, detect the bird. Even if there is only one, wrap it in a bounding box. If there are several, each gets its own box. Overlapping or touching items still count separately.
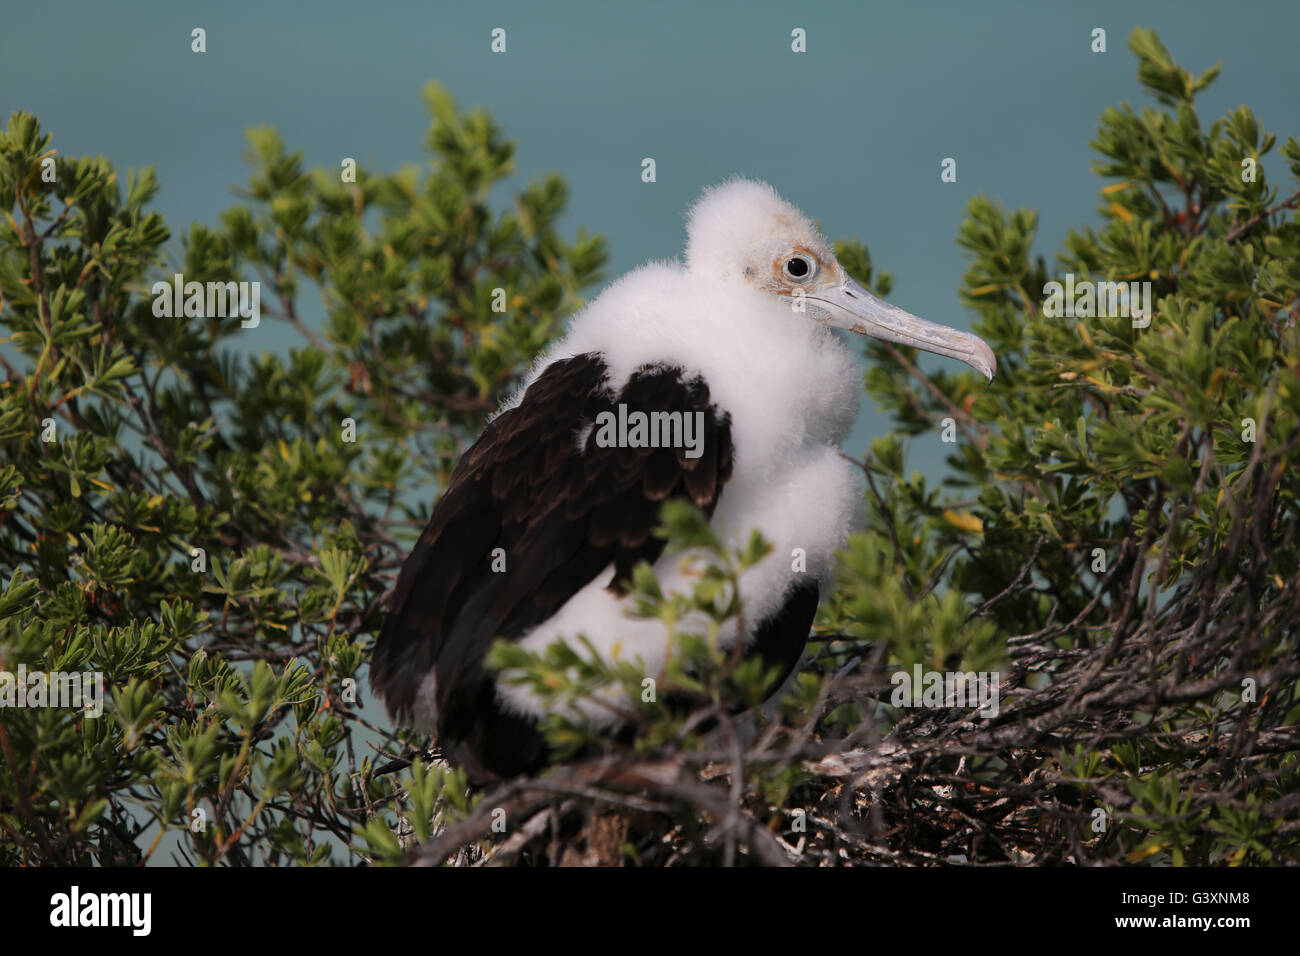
[370,178,996,782]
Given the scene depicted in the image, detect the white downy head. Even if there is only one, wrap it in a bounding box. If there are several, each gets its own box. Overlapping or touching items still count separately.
[684,178,996,381]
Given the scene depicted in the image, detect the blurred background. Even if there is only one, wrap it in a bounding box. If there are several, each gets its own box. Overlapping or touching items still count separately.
[5,0,1298,469]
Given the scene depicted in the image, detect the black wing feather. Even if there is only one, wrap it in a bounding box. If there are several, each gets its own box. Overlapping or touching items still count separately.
[370,352,735,779]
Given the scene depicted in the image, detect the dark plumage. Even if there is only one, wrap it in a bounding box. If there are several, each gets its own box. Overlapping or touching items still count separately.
[373,353,750,779]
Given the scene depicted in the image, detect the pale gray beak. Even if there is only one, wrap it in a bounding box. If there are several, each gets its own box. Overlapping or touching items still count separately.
[810,277,996,382]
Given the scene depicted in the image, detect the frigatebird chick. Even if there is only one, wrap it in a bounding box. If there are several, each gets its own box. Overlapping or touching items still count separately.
[371,179,995,781]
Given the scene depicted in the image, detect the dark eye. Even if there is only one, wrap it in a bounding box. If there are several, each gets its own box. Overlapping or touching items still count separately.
[783,255,816,281]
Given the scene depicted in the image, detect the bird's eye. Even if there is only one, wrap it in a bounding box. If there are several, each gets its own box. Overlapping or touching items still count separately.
[783,255,816,282]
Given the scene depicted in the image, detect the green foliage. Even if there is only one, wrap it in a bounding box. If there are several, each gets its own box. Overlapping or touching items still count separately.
[818,27,1300,864]
[0,84,605,865]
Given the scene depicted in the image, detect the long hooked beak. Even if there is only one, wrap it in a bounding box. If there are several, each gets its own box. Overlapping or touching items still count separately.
[810,276,997,382]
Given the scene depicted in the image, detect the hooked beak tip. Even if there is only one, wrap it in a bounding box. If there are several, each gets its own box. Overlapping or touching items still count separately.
[817,278,999,383]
